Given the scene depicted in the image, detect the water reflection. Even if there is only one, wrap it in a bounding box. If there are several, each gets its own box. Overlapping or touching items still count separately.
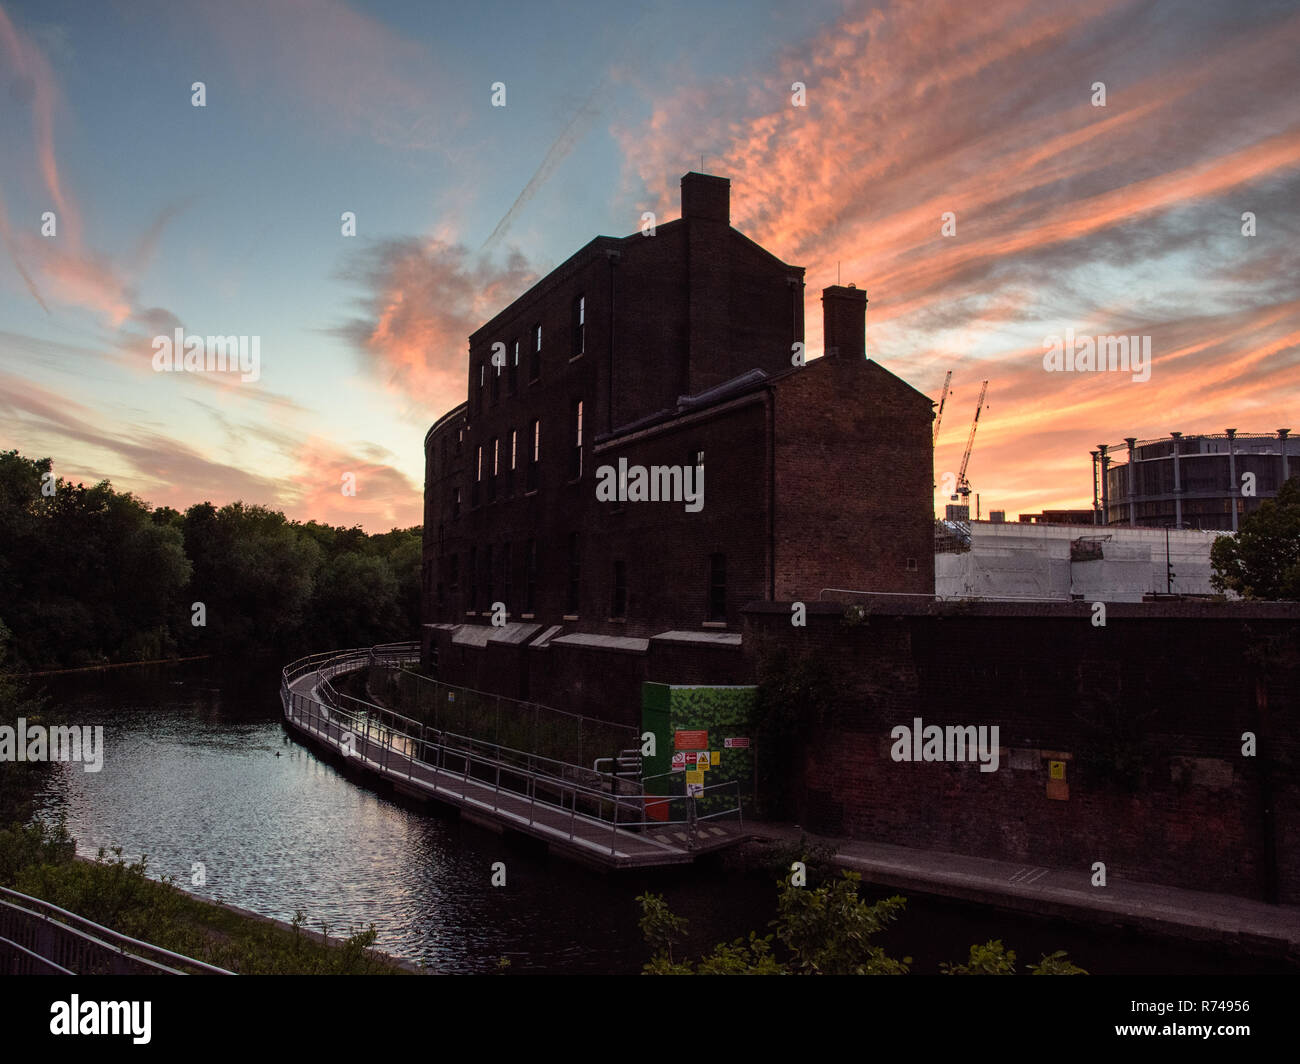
[28,657,1293,975]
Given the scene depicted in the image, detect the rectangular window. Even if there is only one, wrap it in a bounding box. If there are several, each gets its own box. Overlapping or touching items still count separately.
[502,542,512,612]
[505,428,516,496]
[473,445,482,507]
[708,553,726,622]
[570,399,584,479]
[485,544,494,609]
[612,560,626,619]
[566,532,580,615]
[525,538,537,612]
[489,437,499,502]
[572,294,585,357]
[530,323,541,381]
[456,428,463,456]
[476,362,485,413]
[469,546,478,611]
[509,339,519,394]
[527,418,540,492]
[491,356,501,404]
[452,486,461,519]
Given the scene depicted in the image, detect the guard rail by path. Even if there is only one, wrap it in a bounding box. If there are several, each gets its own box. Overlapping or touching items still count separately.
[0,887,234,975]
[281,644,746,870]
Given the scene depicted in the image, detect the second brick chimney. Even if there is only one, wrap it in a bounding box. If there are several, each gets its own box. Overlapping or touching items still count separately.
[821,284,867,359]
[681,172,730,224]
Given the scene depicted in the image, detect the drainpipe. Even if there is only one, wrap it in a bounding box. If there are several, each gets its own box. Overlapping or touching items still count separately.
[1124,437,1137,526]
[766,387,776,600]
[1226,429,1238,532]
[1170,431,1183,528]
[606,249,620,435]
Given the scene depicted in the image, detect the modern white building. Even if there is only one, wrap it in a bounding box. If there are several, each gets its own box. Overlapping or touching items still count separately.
[935,519,1225,602]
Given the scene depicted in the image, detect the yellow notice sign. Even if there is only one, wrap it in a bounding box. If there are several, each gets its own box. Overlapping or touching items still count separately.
[686,770,704,784]
[697,757,710,772]
[710,750,720,765]
[1049,760,1066,780]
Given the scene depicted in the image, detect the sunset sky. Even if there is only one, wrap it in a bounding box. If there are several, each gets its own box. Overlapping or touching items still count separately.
[1,0,1297,531]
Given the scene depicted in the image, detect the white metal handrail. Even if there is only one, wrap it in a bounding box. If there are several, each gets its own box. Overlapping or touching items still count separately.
[281,646,744,850]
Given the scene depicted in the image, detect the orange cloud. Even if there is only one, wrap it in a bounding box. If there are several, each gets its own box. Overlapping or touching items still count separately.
[333,238,539,421]
[614,0,1300,516]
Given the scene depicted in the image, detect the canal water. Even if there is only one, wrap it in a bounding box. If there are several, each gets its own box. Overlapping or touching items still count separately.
[28,658,1292,974]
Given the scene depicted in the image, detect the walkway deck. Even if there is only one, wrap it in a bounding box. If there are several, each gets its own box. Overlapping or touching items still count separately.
[282,648,746,870]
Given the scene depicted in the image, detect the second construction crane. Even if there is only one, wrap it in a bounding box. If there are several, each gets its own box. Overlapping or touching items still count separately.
[951,380,989,505]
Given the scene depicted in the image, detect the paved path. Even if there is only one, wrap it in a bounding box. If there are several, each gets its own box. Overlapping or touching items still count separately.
[746,822,1300,958]
[285,670,743,869]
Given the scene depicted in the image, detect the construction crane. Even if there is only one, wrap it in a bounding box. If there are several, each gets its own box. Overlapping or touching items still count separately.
[932,370,952,446]
[952,379,988,503]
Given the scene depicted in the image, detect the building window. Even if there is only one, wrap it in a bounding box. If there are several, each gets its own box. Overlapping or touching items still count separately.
[469,546,478,611]
[473,445,482,507]
[491,355,501,404]
[476,362,485,413]
[449,553,459,591]
[485,544,494,609]
[525,538,537,612]
[570,399,584,479]
[502,541,512,612]
[452,486,461,519]
[488,437,498,501]
[566,532,580,614]
[506,428,517,496]
[612,560,626,619]
[708,553,726,622]
[572,294,585,357]
[509,339,519,395]
[527,418,540,492]
[456,428,463,456]
[530,323,541,381]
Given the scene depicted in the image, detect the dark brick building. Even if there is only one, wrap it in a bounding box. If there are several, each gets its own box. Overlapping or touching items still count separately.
[421,172,934,681]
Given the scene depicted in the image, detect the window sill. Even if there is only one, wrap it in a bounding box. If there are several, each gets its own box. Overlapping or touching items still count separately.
[702,621,727,628]
[562,614,579,621]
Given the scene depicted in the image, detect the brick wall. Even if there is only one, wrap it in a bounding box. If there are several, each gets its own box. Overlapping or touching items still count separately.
[743,600,1300,903]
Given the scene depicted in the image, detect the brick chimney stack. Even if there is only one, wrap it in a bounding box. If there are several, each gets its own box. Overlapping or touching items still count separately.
[681,172,730,224]
[821,284,867,359]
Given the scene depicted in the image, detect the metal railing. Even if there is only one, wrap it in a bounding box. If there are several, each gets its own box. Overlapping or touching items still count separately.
[367,661,638,772]
[0,887,234,975]
[280,646,743,855]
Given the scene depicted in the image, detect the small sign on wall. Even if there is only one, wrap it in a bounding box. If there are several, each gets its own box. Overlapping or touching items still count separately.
[675,730,709,750]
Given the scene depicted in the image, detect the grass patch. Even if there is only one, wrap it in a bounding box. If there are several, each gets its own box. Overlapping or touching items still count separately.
[1,820,412,974]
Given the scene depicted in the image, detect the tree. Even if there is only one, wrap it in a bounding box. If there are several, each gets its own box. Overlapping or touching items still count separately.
[637,869,1087,975]
[1211,478,1300,600]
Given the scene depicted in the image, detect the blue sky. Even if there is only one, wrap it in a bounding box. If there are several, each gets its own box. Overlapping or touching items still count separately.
[2,0,1297,528]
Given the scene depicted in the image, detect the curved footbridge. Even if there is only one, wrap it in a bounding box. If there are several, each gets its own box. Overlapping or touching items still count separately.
[281,644,748,870]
